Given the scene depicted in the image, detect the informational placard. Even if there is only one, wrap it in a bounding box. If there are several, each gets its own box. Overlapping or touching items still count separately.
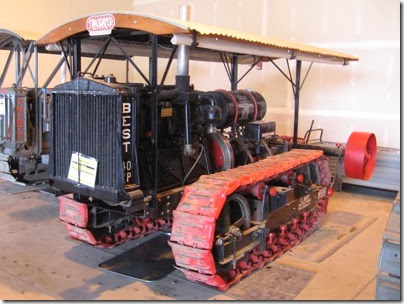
[0,97,5,115]
[86,14,115,36]
[67,152,98,188]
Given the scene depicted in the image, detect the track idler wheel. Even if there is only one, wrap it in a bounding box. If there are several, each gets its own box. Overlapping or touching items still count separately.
[344,132,377,180]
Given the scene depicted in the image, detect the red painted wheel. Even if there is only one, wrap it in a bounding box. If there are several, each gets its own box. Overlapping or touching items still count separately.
[344,132,377,180]
[209,133,234,171]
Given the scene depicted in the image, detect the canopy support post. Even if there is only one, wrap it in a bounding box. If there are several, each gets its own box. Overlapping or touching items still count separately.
[150,34,158,209]
[0,49,14,87]
[230,54,238,91]
[34,45,41,155]
[14,42,20,84]
[293,60,302,148]
[126,59,129,83]
[72,39,81,79]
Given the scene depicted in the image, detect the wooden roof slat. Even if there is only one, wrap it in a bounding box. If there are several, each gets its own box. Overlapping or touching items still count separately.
[35,11,358,64]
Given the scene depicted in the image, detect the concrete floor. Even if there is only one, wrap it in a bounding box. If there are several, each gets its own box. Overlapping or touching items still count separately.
[0,178,396,300]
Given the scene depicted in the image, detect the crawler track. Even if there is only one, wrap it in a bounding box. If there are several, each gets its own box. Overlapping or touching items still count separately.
[59,194,172,248]
[169,149,330,290]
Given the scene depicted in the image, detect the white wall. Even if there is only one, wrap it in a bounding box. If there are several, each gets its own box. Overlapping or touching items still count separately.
[132,0,400,148]
[0,0,399,148]
[0,0,135,88]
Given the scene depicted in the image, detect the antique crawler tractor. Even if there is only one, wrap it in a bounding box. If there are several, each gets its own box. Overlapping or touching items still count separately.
[0,27,121,183]
[34,7,377,290]
[0,29,50,183]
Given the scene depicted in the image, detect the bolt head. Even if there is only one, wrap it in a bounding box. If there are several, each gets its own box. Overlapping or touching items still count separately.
[297,174,304,183]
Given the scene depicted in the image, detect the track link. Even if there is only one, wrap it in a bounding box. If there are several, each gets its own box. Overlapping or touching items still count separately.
[169,149,330,290]
[59,194,172,248]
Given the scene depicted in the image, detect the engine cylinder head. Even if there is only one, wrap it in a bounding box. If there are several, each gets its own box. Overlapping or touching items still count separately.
[202,89,267,129]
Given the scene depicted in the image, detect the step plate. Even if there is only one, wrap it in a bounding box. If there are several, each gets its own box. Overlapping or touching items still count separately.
[98,232,175,282]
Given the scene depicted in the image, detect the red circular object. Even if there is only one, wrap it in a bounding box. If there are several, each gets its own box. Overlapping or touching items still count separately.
[297,174,304,183]
[327,188,334,197]
[344,132,377,180]
[210,137,224,171]
[238,261,248,269]
[279,225,287,231]
[269,188,277,197]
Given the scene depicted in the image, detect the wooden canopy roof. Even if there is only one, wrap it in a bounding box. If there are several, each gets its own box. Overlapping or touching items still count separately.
[36,11,358,65]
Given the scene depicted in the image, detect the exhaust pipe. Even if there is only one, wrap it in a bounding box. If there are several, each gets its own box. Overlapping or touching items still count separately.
[176,5,194,156]
[177,4,190,80]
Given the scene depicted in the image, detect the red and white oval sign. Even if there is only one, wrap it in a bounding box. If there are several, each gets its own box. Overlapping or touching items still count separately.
[86,14,115,36]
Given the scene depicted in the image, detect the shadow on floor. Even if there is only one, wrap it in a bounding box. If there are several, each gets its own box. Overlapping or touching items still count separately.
[342,184,397,200]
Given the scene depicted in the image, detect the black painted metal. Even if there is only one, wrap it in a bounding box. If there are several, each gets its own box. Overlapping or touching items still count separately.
[237,57,262,85]
[215,185,323,264]
[230,55,238,91]
[50,78,140,203]
[184,100,192,147]
[72,39,81,79]
[110,37,151,86]
[293,60,302,148]
[299,62,314,91]
[92,38,111,77]
[159,45,178,90]
[286,59,295,96]
[267,59,313,148]
[220,52,231,80]
[81,38,110,76]
[269,59,296,89]
[92,39,111,76]
[59,42,72,79]
[150,35,158,209]
[304,119,324,144]
[125,59,129,83]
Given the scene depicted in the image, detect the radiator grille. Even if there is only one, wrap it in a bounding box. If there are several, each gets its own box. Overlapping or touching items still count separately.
[51,92,121,190]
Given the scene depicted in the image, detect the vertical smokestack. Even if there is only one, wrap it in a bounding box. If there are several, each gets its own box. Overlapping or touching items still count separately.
[177,5,194,156]
[177,5,191,87]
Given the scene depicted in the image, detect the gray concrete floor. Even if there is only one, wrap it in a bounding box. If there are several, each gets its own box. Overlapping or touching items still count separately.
[0,178,395,300]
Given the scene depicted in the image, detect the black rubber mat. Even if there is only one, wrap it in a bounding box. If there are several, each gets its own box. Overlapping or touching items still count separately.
[98,232,175,282]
